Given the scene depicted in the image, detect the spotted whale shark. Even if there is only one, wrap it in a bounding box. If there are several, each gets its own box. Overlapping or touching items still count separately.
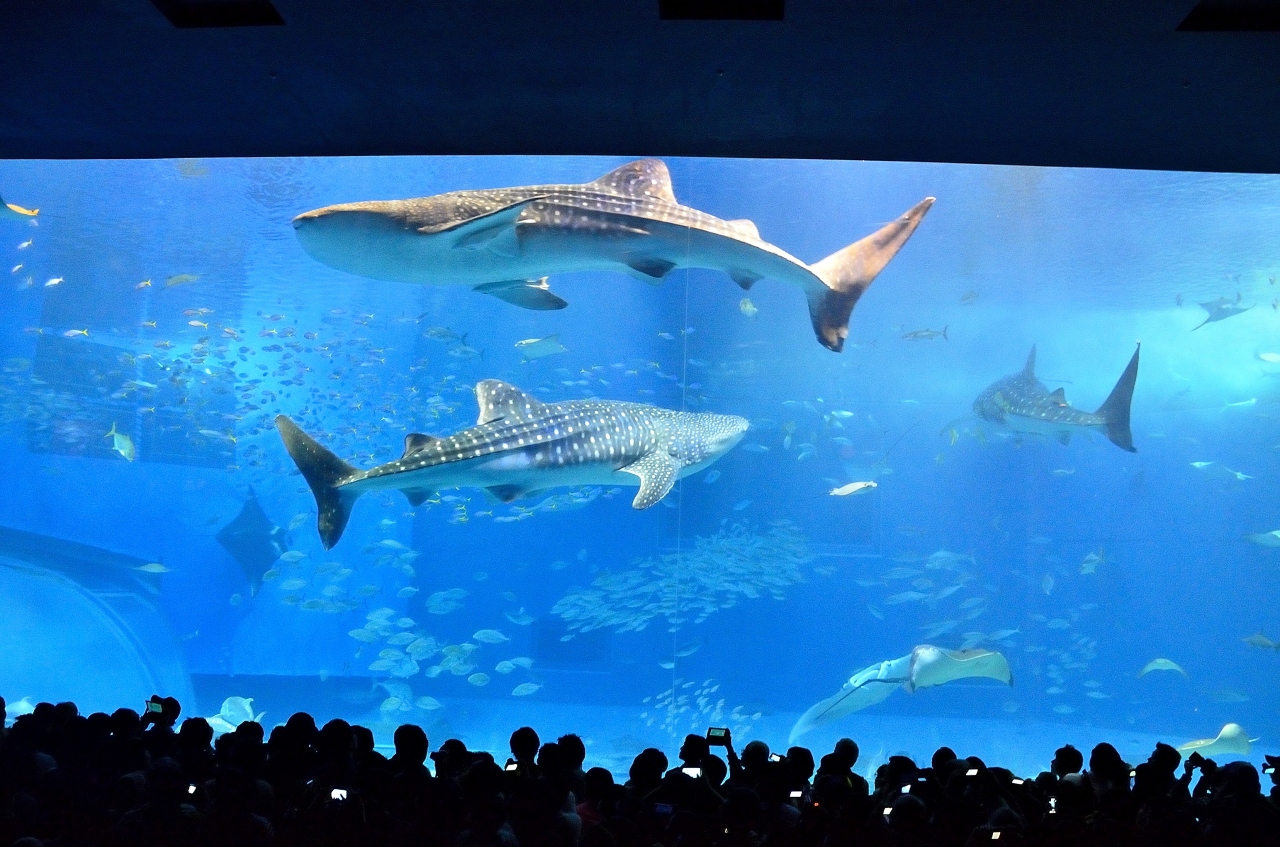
[276,380,748,548]
[292,159,933,353]
[972,344,1141,452]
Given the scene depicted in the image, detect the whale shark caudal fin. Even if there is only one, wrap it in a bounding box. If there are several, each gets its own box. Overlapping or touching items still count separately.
[805,197,935,352]
[275,416,359,550]
[1094,343,1141,453]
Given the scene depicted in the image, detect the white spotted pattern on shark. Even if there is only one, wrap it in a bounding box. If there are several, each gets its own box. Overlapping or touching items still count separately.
[292,159,934,352]
[276,380,748,548]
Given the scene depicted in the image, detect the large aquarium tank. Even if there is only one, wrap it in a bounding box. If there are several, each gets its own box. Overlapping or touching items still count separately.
[0,156,1276,777]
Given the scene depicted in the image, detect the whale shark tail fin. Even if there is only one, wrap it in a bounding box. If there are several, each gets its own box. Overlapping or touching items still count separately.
[806,197,934,352]
[275,415,359,549]
[1094,344,1141,452]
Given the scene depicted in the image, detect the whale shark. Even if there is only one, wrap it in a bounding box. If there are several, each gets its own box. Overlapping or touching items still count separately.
[971,344,1141,452]
[276,380,748,548]
[292,159,933,353]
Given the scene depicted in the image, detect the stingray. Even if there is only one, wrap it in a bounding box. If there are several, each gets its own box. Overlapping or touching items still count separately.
[1177,722,1258,759]
[216,489,289,594]
[789,644,1012,743]
[1193,293,1253,330]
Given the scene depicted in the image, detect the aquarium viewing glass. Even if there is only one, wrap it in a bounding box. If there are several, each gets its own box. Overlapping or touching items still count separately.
[0,156,1276,776]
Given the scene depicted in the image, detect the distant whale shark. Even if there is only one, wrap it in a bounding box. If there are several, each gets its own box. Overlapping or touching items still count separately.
[972,344,1141,452]
[292,159,933,353]
[276,380,748,548]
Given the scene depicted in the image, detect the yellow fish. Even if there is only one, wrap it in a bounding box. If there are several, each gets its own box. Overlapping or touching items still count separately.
[2,196,38,218]
[188,320,208,328]
[105,422,136,462]
[739,297,758,317]
[136,279,152,289]
[62,329,89,338]
[165,273,200,287]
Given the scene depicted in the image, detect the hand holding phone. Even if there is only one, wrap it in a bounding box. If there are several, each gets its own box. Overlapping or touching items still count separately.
[706,727,730,746]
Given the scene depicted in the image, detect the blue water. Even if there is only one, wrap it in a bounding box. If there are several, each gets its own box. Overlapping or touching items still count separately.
[0,156,1277,776]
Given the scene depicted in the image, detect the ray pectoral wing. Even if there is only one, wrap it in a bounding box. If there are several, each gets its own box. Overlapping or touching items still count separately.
[621,451,680,509]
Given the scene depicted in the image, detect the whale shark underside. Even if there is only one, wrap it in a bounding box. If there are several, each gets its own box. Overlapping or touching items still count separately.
[293,159,933,353]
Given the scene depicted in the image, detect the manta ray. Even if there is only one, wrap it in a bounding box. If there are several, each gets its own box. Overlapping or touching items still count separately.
[1193,294,1252,330]
[215,489,290,594]
[788,645,1012,743]
[276,380,748,548]
[970,344,1141,452]
[292,159,933,353]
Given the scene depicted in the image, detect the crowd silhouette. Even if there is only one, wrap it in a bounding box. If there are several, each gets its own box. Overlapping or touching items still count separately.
[2,694,1278,847]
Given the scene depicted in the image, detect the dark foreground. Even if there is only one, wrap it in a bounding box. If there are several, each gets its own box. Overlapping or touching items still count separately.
[2,696,1278,847]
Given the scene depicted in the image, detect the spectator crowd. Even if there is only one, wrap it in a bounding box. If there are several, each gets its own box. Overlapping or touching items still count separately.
[2,694,1278,847]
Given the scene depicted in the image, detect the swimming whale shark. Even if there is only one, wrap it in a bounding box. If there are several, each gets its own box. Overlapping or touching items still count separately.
[292,159,933,353]
[276,380,748,548]
[972,344,1141,452]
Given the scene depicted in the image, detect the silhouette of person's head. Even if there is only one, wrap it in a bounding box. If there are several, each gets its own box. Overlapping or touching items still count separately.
[510,726,540,763]
[394,724,428,766]
[584,766,615,802]
[1051,744,1084,776]
[786,746,815,782]
[286,711,318,743]
[0,695,7,727]
[629,747,668,791]
[352,724,377,757]
[932,746,957,770]
[704,754,728,788]
[538,741,564,774]
[742,740,770,772]
[178,717,213,748]
[557,733,586,770]
[1146,742,1180,775]
[678,733,711,767]
[833,738,859,769]
[1089,743,1128,783]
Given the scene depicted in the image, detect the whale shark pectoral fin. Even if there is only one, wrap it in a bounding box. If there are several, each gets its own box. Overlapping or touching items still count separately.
[474,379,546,426]
[402,432,439,458]
[590,159,677,203]
[473,278,568,310]
[485,485,527,503]
[623,257,677,283]
[403,489,433,508]
[442,201,537,256]
[621,452,680,509]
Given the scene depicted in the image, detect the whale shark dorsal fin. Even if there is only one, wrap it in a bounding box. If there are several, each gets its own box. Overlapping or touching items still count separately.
[591,159,677,203]
[402,433,438,458]
[727,219,760,240]
[1023,345,1037,378]
[1050,387,1066,404]
[474,379,545,426]
[621,451,680,509]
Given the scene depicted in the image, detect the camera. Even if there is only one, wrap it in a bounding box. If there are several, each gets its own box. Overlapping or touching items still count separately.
[706,727,728,745]
[768,753,783,762]
[504,762,520,772]
[330,788,348,801]
[146,701,164,714]
[187,784,197,795]
[681,767,702,778]
[653,803,674,816]
[965,768,979,777]
[788,790,803,799]
[1264,765,1276,775]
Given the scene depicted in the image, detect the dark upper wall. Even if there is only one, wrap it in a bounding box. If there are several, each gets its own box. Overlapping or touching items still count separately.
[2,0,1278,172]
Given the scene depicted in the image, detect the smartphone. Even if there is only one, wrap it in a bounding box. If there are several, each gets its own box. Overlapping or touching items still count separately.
[1048,797,1057,815]
[653,803,674,816]
[187,784,197,795]
[768,753,783,763]
[146,701,164,714]
[1264,765,1276,775]
[990,833,1002,841]
[1129,769,1136,778]
[1011,778,1025,785]
[682,767,702,778]
[882,806,893,817]
[788,790,802,799]
[504,762,519,772]
[706,727,728,745]
[965,768,979,777]
[330,788,348,801]
[901,784,911,793]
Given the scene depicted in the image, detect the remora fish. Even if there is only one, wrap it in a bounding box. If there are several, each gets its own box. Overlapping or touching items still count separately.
[972,344,1141,452]
[293,159,934,352]
[276,379,748,548]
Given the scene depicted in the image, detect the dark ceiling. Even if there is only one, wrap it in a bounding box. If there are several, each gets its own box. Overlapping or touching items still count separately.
[3,0,1278,171]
